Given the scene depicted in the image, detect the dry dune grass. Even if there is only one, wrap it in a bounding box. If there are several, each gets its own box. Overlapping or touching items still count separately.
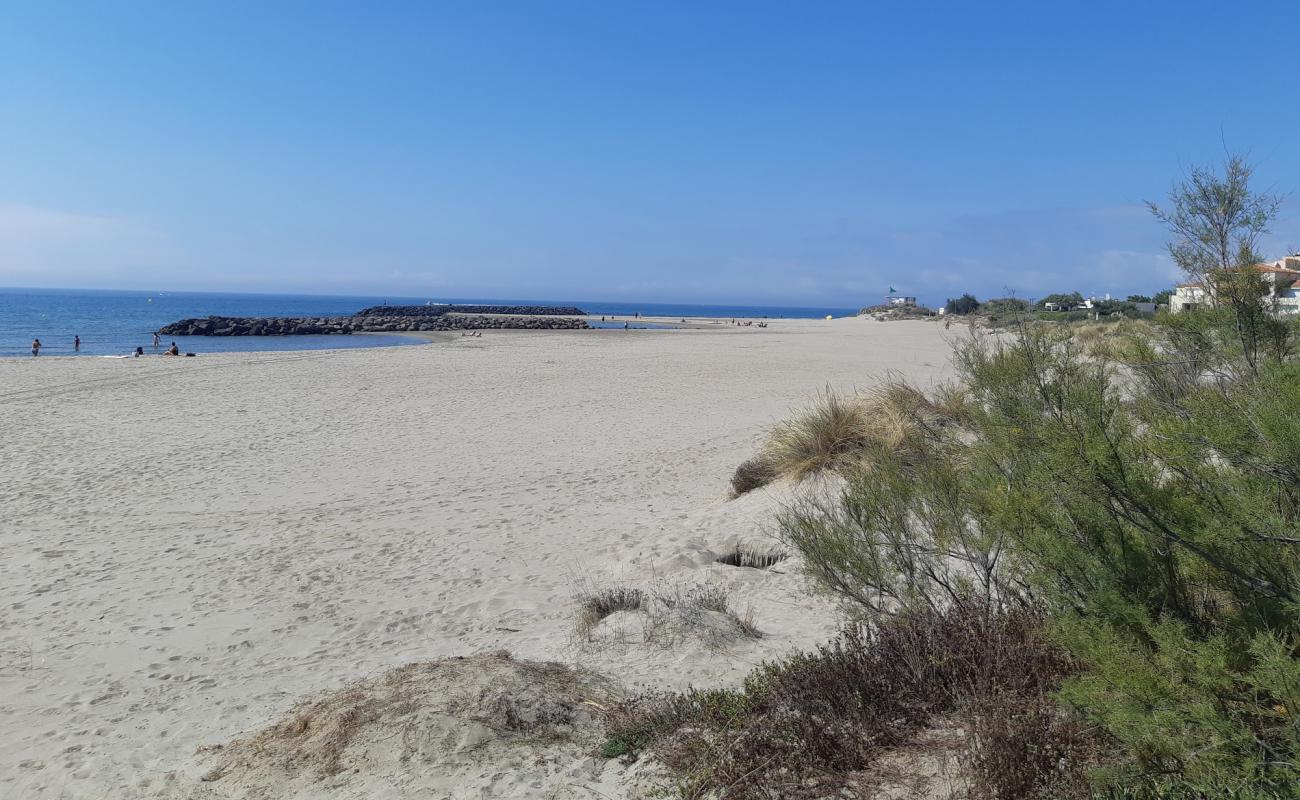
[575,579,761,648]
[1065,318,1153,359]
[194,652,620,794]
[731,381,968,497]
[602,606,1093,800]
[575,585,646,639]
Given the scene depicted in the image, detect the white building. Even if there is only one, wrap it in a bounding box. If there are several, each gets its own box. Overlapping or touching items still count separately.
[886,295,917,307]
[1169,257,1300,315]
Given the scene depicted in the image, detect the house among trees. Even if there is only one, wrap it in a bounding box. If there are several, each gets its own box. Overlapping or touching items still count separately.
[1169,256,1300,314]
[1039,292,1087,312]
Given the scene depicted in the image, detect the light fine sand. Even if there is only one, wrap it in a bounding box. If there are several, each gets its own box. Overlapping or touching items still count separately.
[0,318,963,798]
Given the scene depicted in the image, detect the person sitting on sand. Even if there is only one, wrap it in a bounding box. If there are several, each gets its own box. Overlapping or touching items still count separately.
[135,346,144,357]
[165,342,179,356]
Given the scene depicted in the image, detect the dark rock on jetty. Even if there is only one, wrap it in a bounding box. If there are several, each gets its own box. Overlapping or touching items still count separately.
[353,304,586,317]
[157,313,589,337]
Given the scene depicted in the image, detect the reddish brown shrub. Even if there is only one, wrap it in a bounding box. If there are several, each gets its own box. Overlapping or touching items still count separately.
[603,604,1102,799]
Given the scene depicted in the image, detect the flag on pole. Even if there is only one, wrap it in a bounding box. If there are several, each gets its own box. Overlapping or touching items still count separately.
[888,286,897,293]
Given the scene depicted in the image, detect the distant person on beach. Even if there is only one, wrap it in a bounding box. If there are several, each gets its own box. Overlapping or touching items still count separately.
[153,332,161,348]
[32,338,41,356]
[74,335,80,352]
[165,342,179,356]
[135,346,144,357]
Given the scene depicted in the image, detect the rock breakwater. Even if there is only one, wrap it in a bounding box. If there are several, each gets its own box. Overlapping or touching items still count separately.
[353,304,586,317]
[157,314,589,337]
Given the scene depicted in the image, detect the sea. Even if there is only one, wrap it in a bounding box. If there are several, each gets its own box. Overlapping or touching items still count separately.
[0,288,859,358]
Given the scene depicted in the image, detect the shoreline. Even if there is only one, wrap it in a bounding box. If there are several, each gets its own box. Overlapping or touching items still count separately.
[0,313,858,360]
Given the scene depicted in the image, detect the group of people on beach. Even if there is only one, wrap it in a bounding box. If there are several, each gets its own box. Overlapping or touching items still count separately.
[142,332,180,356]
[32,335,83,355]
[30,331,179,357]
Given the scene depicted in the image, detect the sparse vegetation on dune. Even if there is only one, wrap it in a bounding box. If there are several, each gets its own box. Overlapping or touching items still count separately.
[730,382,968,497]
[729,455,777,496]
[604,605,1096,799]
[761,388,876,482]
[976,297,1033,327]
[197,652,620,794]
[693,157,1300,798]
[575,578,761,648]
[574,584,646,638]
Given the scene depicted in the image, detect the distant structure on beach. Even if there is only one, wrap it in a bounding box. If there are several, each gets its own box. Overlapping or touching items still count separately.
[1169,256,1300,314]
[885,295,917,308]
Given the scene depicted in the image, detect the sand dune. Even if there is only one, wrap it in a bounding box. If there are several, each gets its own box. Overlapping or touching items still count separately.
[0,318,961,798]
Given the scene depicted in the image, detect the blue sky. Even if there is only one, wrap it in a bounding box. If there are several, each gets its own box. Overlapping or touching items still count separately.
[1,1,1297,307]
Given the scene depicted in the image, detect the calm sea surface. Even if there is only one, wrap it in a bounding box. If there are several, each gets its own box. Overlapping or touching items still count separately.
[0,288,858,357]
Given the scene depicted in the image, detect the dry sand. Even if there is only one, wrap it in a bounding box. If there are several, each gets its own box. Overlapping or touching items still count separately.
[0,317,963,798]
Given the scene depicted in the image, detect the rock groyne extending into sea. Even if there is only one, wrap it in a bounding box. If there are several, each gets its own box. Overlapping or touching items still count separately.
[353,304,586,317]
[158,305,590,337]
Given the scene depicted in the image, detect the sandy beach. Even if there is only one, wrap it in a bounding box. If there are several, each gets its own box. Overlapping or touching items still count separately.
[1,318,961,798]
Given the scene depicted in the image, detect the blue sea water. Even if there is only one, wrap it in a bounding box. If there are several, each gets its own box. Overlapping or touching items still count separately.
[0,288,859,357]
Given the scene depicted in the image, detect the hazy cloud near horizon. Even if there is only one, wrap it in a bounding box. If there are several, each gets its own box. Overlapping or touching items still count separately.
[0,204,184,287]
[2,200,1296,307]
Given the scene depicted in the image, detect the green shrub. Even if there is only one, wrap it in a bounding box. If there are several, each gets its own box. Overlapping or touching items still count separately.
[1039,291,1085,308]
[947,293,981,315]
[981,297,1035,327]
[778,322,1300,795]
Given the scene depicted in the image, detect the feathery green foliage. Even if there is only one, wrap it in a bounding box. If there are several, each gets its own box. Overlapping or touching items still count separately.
[779,319,1300,795]
[696,155,1300,796]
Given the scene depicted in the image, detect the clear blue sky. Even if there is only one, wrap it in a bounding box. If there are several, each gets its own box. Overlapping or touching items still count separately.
[2,1,1297,306]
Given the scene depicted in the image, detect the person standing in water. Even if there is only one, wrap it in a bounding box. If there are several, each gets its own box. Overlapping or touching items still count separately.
[153,331,161,348]
[32,338,41,356]
[74,335,80,352]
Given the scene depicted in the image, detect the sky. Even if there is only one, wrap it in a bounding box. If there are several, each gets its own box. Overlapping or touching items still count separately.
[1,1,1298,307]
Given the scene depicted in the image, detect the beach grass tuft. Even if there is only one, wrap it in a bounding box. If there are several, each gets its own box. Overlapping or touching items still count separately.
[574,585,645,639]
[728,455,776,497]
[730,380,968,496]
[762,387,874,482]
[574,578,761,648]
